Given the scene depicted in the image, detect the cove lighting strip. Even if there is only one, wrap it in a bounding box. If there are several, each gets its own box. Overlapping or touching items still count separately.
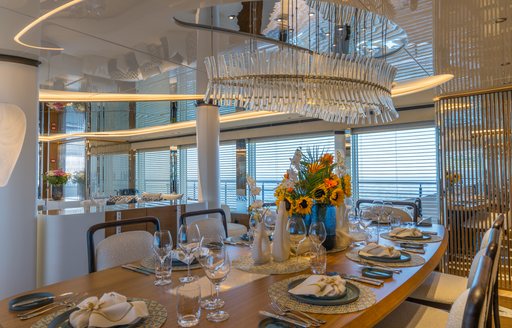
[38,111,286,142]
[39,90,204,102]
[14,0,85,51]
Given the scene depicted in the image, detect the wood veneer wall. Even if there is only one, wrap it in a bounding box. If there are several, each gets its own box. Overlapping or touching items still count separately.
[436,89,512,289]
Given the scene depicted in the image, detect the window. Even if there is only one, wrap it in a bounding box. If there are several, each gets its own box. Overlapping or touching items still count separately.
[351,125,439,221]
[178,142,237,208]
[136,149,171,193]
[248,134,336,205]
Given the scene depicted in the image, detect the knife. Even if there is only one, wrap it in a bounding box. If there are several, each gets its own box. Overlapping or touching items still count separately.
[339,274,384,287]
[121,265,150,275]
[125,264,155,274]
[259,311,311,328]
[12,292,74,308]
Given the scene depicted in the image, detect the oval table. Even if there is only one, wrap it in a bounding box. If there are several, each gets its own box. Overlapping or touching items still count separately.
[0,224,447,328]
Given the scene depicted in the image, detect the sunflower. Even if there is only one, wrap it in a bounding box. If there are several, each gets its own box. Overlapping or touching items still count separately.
[312,185,328,203]
[308,162,324,174]
[294,196,313,215]
[329,188,345,206]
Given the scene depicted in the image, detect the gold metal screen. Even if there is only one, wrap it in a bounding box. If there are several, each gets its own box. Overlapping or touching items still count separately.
[436,89,512,289]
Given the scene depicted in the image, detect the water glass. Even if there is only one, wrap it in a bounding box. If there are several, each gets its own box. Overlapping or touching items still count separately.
[308,221,327,251]
[366,226,380,244]
[310,245,327,275]
[389,215,401,229]
[176,283,201,327]
[287,216,307,261]
[154,256,172,286]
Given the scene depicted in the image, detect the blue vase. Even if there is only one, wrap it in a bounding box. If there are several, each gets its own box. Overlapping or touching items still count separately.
[309,204,337,250]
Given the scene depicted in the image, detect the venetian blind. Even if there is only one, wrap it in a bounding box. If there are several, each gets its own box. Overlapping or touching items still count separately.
[135,149,171,193]
[351,125,439,221]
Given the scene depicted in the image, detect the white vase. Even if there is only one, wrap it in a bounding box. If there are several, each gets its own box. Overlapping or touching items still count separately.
[336,202,354,248]
[251,222,271,265]
[271,201,291,262]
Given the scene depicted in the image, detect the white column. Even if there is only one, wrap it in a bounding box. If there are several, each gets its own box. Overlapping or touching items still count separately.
[0,56,39,298]
[195,103,220,210]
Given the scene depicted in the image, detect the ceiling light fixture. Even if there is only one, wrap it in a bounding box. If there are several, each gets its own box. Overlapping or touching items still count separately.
[391,74,454,97]
[14,0,85,51]
[228,15,236,20]
[39,90,204,102]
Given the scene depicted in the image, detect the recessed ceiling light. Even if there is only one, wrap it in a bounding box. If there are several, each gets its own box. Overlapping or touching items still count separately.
[495,17,507,23]
[276,18,283,22]
[325,32,330,36]
[337,26,343,31]
[332,44,336,47]
[309,13,315,17]
[228,15,236,20]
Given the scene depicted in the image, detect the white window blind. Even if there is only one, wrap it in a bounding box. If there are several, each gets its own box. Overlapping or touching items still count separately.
[351,125,439,221]
[178,143,237,207]
[249,134,335,204]
[136,149,171,193]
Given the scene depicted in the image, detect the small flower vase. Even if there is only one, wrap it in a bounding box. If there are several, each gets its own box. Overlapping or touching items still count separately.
[51,184,64,200]
[311,204,337,250]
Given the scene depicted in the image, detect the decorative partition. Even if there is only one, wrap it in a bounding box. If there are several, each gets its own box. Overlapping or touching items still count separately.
[436,88,512,289]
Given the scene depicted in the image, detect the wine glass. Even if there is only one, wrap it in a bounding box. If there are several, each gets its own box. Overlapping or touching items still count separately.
[177,223,201,283]
[308,221,326,251]
[195,235,224,310]
[202,247,231,322]
[152,230,173,286]
[287,216,307,262]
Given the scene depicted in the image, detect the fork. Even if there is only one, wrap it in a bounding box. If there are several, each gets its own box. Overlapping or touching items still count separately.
[274,301,327,325]
[271,302,319,327]
[19,293,85,320]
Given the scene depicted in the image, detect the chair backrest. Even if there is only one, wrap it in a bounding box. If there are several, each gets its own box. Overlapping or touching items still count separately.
[221,204,232,223]
[355,199,420,222]
[459,228,499,328]
[180,208,228,239]
[86,216,160,273]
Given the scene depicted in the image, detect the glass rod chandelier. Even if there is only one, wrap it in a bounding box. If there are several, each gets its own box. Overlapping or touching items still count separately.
[204,48,397,124]
[204,0,401,125]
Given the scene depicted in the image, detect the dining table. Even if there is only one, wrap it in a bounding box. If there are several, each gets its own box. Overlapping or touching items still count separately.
[0,224,447,328]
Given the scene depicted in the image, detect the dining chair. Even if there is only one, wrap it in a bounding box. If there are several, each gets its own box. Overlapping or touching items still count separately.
[179,208,228,239]
[221,204,248,237]
[355,199,420,223]
[86,216,161,273]
[407,215,504,311]
[376,240,495,328]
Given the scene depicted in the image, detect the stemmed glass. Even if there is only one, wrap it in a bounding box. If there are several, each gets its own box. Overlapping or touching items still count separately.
[263,211,276,240]
[177,224,201,283]
[308,221,326,251]
[287,216,307,261]
[152,230,173,286]
[200,245,231,322]
[195,235,224,310]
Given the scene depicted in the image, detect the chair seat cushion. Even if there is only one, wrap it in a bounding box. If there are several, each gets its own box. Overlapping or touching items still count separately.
[375,301,449,328]
[228,222,247,237]
[408,271,468,305]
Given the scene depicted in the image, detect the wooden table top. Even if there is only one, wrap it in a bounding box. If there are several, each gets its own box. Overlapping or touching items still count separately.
[0,225,447,328]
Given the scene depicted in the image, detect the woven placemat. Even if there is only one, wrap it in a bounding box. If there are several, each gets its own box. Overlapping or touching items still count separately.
[268,274,376,314]
[380,233,443,243]
[346,249,425,267]
[141,256,202,271]
[31,298,167,328]
[233,255,309,274]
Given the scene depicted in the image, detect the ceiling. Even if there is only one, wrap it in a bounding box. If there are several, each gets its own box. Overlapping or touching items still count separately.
[1,0,510,94]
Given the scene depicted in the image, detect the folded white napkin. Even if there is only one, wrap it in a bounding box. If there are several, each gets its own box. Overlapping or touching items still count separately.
[359,243,401,258]
[389,227,423,238]
[70,292,148,328]
[289,275,347,297]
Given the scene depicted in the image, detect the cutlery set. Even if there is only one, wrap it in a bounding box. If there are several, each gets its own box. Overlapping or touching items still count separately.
[262,299,327,327]
[122,264,154,275]
[16,293,86,320]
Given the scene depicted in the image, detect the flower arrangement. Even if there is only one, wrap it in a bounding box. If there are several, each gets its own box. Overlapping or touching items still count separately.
[446,171,461,187]
[44,169,71,186]
[47,102,71,111]
[72,171,86,184]
[274,148,351,216]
